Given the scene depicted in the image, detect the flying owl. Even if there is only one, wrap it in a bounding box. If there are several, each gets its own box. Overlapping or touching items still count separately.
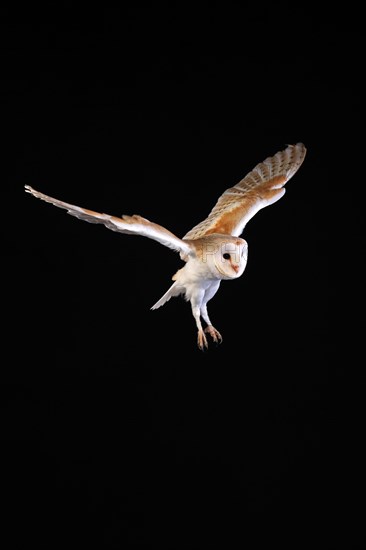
[25,142,306,350]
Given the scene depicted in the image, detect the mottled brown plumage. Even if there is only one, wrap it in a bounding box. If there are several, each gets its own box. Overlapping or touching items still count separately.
[184,143,306,239]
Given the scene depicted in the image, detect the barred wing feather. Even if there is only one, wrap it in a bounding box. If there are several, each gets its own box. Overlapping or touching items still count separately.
[184,143,306,239]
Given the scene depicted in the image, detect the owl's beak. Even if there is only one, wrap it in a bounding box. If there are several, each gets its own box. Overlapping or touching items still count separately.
[231,263,240,273]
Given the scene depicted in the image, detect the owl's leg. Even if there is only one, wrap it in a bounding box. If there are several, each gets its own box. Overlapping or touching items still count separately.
[200,282,222,344]
[200,305,223,344]
[190,297,208,350]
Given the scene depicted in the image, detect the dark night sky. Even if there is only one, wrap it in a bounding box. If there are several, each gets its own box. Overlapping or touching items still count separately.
[2,4,364,547]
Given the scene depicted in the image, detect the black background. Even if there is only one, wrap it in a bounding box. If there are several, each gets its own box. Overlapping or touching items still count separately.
[3,4,364,547]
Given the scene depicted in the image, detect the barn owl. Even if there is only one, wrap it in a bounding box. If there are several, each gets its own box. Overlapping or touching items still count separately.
[25,142,306,350]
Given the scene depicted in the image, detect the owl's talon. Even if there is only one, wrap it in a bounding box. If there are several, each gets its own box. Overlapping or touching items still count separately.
[204,325,223,344]
[197,329,209,350]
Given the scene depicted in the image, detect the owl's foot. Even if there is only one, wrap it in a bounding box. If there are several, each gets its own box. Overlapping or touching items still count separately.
[197,326,223,350]
[197,329,209,350]
[204,325,223,344]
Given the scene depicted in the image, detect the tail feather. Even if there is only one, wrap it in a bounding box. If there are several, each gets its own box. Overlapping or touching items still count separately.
[151,281,182,310]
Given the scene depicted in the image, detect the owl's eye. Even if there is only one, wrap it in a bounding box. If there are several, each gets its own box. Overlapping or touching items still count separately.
[223,253,231,260]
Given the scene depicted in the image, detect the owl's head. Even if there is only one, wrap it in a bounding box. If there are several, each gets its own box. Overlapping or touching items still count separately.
[197,234,248,280]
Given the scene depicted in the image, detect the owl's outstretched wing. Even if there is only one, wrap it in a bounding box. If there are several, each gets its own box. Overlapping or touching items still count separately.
[184,143,306,239]
[25,185,193,257]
